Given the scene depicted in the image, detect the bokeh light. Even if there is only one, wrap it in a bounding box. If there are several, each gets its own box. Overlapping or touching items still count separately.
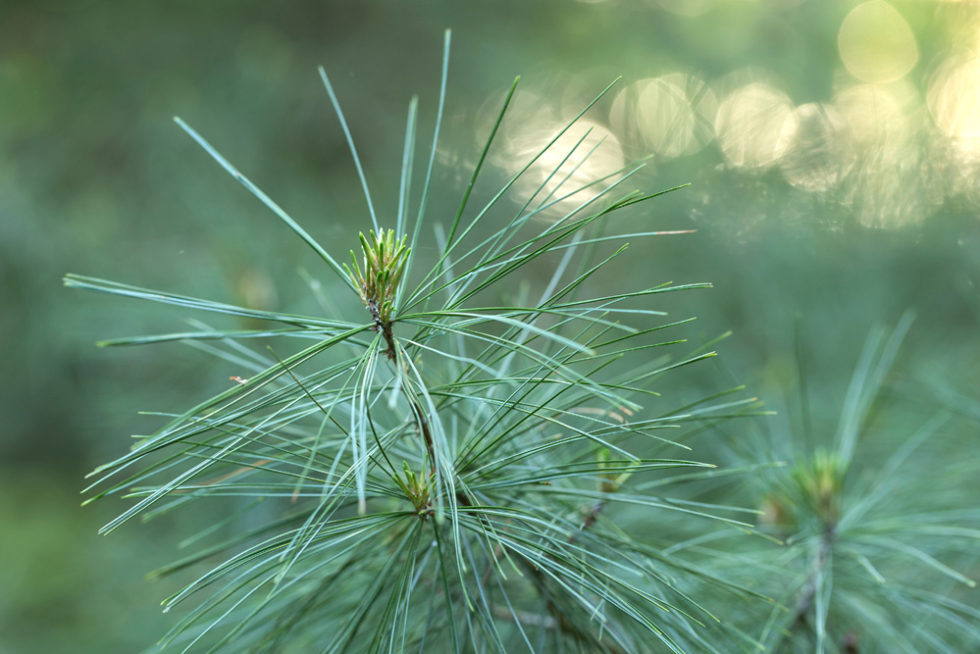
[928,54,980,201]
[778,103,851,193]
[490,90,625,220]
[832,82,942,228]
[610,73,717,159]
[833,82,913,149]
[714,82,794,169]
[838,1,919,83]
[928,56,980,151]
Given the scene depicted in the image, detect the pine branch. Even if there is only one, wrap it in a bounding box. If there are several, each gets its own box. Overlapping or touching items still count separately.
[72,33,782,653]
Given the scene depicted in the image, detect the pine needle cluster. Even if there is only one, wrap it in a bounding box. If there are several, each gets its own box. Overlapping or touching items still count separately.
[708,316,980,653]
[66,31,978,654]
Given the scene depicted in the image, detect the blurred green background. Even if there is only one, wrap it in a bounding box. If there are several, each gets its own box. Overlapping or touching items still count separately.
[2,0,978,651]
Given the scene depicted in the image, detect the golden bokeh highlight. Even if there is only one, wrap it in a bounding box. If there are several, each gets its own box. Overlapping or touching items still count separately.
[488,90,625,220]
[833,82,914,148]
[609,73,717,159]
[714,82,794,169]
[928,56,980,147]
[778,103,851,193]
[831,82,942,228]
[928,54,980,201]
[838,1,919,83]
[478,4,980,230]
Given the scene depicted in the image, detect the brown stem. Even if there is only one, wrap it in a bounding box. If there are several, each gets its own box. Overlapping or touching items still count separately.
[455,487,616,651]
[380,322,397,361]
[397,338,617,649]
[366,298,397,361]
[573,500,605,543]
[409,401,436,474]
[459,481,622,651]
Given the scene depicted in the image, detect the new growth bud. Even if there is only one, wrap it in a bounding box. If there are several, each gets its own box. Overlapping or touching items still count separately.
[343,229,410,330]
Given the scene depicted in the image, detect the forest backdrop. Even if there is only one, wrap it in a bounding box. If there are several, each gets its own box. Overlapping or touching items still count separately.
[1,1,978,651]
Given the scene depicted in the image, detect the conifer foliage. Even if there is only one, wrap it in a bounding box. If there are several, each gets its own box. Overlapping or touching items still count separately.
[66,31,978,653]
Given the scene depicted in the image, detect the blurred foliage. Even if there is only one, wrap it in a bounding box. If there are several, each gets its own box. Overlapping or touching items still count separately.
[2,0,978,652]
